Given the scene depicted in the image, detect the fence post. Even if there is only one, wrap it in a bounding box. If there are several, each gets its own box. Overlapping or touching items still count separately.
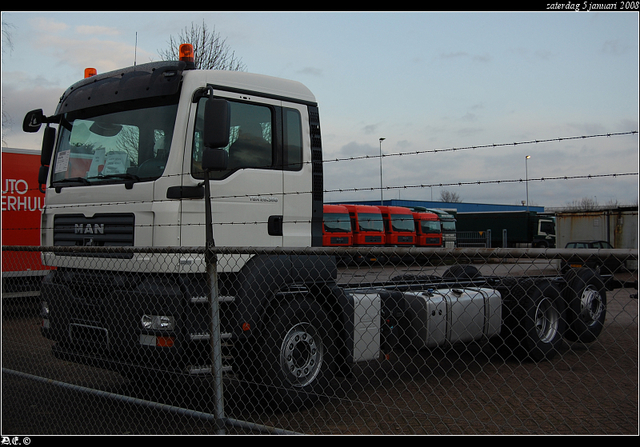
[502,229,508,248]
[203,170,226,435]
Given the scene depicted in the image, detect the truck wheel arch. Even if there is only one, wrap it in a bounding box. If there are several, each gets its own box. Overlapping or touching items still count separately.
[496,278,566,361]
[227,254,340,339]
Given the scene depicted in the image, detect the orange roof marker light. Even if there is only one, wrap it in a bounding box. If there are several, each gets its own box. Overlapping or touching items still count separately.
[84,68,97,78]
[179,43,196,69]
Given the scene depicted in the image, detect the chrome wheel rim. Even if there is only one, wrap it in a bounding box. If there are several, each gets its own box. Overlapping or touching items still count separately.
[535,297,560,343]
[280,322,323,388]
[579,285,605,327]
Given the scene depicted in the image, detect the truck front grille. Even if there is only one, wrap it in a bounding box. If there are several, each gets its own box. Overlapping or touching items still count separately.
[53,213,135,255]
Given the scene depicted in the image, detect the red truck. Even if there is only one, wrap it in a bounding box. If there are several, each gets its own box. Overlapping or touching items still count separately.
[2,147,51,296]
[377,206,416,247]
[342,204,385,246]
[342,204,385,263]
[412,211,443,247]
[322,204,353,247]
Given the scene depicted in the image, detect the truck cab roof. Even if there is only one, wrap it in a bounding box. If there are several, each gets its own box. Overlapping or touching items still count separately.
[56,61,317,117]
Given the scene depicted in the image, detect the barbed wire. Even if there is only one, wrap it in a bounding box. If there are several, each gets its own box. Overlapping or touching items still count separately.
[325,172,639,195]
[323,130,639,164]
[5,172,639,233]
[2,170,637,219]
[2,130,638,231]
[4,130,638,197]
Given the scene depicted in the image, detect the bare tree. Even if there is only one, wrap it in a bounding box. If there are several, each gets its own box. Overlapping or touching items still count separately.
[2,20,15,146]
[158,20,246,71]
[562,197,600,211]
[440,190,462,203]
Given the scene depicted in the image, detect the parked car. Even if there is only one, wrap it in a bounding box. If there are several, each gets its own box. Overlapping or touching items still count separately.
[561,240,622,274]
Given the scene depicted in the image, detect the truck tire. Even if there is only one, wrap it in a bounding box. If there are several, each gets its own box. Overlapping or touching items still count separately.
[499,279,566,362]
[443,265,482,281]
[250,298,338,410]
[562,268,607,343]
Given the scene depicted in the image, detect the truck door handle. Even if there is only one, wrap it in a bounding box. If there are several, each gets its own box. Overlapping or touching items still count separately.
[268,215,283,236]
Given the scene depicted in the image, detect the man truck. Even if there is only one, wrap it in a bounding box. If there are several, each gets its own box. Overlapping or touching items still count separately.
[412,211,442,247]
[322,204,353,247]
[377,206,416,247]
[23,44,611,409]
[456,210,556,248]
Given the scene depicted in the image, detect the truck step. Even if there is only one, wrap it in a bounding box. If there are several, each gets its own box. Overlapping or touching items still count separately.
[188,364,233,375]
[189,332,232,341]
[190,295,236,304]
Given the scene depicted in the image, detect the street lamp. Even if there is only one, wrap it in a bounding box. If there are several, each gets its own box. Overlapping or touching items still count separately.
[525,155,531,211]
[379,138,385,205]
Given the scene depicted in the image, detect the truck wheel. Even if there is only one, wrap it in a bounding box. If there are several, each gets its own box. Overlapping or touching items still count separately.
[253,298,338,410]
[443,265,482,281]
[562,268,607,343]
[500,279,566,362]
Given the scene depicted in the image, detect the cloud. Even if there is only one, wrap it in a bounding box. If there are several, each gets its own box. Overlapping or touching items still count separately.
[29,17,68,34]
[601,39,631,55]
[296,66,323,76]
[31,34,153,74]
[1,70,65,148]
[362,124,379,135]
[438,51,491,63]
[75,25,121,36]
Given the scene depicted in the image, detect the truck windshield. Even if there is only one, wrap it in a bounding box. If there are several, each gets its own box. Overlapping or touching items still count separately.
[358,213,384,232]
[441,221,456,232]
[52,103,178,186]
[324,213,352,233]
[421,220,441,233]
[390,214,414,232]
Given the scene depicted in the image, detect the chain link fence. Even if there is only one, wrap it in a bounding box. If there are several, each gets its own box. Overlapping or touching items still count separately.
[2,245,637,435]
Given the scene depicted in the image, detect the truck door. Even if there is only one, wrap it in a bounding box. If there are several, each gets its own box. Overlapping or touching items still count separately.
[181,92,285,249]
[281,102,311,247]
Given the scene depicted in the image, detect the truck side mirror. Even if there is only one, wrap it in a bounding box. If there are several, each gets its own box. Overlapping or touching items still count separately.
[38,165,49,193]
[41,126,56,166]
[23,109,45,133]
[201,98,230,171]
[202,148,229,171]
[203,98,230,150]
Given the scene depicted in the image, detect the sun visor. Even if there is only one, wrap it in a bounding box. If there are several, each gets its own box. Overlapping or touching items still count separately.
[54,61,186,116]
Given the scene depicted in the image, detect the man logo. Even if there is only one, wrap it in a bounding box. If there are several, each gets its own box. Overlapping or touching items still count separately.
[75,223,105,235]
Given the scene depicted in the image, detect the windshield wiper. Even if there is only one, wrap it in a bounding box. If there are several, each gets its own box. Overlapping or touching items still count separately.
[53,177,91,192]
[54,177,90,185]
[87,173,141,182]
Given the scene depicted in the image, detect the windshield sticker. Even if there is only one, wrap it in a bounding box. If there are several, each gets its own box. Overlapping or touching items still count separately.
[102,152,130,175]
[54,150,70,174]
[88,148,106,177]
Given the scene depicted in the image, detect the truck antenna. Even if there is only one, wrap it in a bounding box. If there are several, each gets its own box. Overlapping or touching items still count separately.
[134,32,138,67]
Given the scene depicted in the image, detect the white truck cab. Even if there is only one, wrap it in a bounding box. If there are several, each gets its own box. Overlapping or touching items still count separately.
[29,51,323,273]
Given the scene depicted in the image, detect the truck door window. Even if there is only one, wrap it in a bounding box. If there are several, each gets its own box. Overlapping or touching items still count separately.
[284,108,302,171]
[540,220,555,235]
[192,98,273,179]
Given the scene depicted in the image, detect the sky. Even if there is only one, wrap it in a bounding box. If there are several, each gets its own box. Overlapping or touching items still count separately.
[2,11,638,209]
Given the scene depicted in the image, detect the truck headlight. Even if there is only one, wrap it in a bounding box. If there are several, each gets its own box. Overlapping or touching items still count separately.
[41,301,50,318]
[41,301,51,329]
[141,314,175,330]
